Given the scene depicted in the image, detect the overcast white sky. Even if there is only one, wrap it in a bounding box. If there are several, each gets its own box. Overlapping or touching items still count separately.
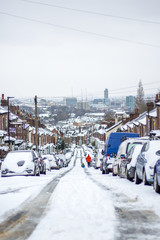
[0,0,160,99]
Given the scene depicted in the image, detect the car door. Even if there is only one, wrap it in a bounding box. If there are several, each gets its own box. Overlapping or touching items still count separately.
[136,142,148,180]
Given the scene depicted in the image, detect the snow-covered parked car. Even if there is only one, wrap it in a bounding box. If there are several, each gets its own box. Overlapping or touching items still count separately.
[65,151,72,165]
[153,158,160,193]
[113,138,147,177]
[94,149,103,169]
[126,144,143,181]
[1,150,40,177]
[135,140,160,185]
[43,154,59,170]
[58,153,67,167]
[34,151,46,174]
[42,155,51,171]
[102,154,114,174]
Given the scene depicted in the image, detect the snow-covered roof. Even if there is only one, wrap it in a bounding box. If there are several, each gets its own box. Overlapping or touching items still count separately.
[136,111,147,126]
[138,117,146,125]
[106,121,122,132]
[0,106,8,114]
[149,108,157,118]
[150,130,160,137]
[0,146,9,151]
[10,112,18,121]
[0,130,7,137]
[121,124,128,131]
[29,126,35,131]
[115,111,125,115]
[132,120,139,126]
[10,118,26,125]
[38,128,53,136]
[97,129,106,135]
[4,136,16,142]
[126,122,133,129]
[24,124,30,129]
[85,113,105,117]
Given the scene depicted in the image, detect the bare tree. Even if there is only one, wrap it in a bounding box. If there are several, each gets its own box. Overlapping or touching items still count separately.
[135,80,147,113]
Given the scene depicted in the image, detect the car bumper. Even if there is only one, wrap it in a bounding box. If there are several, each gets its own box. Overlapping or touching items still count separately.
[1,169,35,176]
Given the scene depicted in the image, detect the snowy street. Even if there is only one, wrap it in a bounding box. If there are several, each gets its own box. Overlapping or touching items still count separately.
[0,148,160,240]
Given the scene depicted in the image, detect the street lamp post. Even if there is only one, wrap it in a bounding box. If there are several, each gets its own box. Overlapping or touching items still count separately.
[7,96,14,149]
[34,95,38,151]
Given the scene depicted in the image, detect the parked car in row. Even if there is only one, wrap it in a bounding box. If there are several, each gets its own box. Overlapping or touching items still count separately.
[135,140,160,185]
[42,156,51,171]
[153,159,160,193]
[102,154,115,174]
[126,144,143,181]
[58,153,68,167]
[112,138,147,177]
[94,149,103,169]
[42,154,60,170]
[1,150,40,177]
[35,151,46,174]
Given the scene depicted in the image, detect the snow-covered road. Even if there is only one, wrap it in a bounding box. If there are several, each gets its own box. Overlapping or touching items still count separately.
[0,148,160,240]
[28,149,115,240]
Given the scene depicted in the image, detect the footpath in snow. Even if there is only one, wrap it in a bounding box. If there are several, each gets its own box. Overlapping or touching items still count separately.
[28,149,116,240]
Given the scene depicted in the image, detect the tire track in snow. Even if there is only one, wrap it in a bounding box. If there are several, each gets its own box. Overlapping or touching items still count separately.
[84,167,160,240]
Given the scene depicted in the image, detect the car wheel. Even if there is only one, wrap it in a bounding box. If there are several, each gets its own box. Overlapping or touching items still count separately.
[135,170,141,184]
[143,170,149,185]
[118,165,122,178]
[105,168,109,174]
[126,168,132,181]
[33,167,36,176]
[154,172,160,193]
[112,167,117,176]
[126,168,129,179]
[37,168,40,176]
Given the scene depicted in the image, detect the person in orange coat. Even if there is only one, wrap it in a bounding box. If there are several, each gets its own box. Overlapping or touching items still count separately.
[86,154,91,167]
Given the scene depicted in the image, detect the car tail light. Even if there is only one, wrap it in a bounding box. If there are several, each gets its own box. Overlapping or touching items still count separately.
[121,156,125,163]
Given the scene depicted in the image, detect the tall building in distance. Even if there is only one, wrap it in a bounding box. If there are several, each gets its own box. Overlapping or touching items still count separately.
[104,88,109,105]
[64,97,77,107]
[126,96,136,112]
[104,88,108,99]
